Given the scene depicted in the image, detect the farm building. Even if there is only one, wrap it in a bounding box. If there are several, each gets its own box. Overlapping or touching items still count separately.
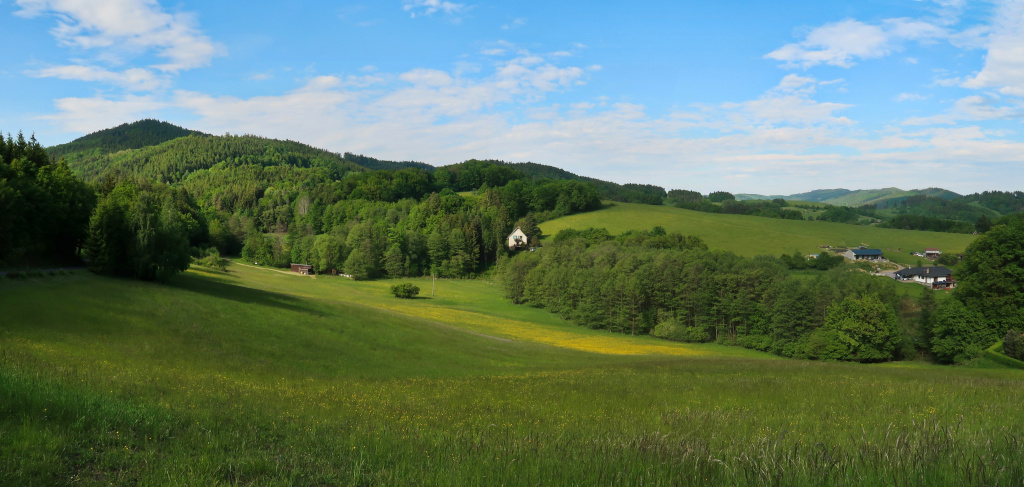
[507,227,528,251]
[895,266,955,289]
[844,248,883,261]
[924,248,941,260]
[290,263,313,275]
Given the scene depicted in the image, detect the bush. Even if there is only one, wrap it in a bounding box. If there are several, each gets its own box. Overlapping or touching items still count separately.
[1004,329,1024,360]
[390,283,420,299]
[652,319,710,343]
[195,248,228,271]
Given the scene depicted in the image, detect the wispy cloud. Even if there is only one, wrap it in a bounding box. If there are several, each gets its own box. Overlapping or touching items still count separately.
[895,93,926,102]
[961,0,1024,96]
[502,18,526,30]
[766,18,946,68]
[16,0,223,72]
[30,64,167,91]
[402,0,468,19]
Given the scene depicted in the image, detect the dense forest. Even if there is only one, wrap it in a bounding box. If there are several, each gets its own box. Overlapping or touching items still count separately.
[0,132,94,267]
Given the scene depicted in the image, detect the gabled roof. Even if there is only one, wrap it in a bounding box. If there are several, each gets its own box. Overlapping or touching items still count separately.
[850,248,883,256]
[896,266,953,278]
[925,248,941,253]
[507,226,526,239]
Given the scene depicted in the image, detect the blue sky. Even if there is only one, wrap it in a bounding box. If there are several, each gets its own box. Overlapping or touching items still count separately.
[3,0,1023,195]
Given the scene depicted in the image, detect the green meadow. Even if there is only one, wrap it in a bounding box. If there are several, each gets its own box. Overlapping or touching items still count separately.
[541,202,976,266]
[2,264,1022,485]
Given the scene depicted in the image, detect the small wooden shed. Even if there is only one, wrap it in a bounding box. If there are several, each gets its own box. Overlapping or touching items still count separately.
[290,263,313,275]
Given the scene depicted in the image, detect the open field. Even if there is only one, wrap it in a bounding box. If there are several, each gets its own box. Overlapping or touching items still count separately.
[541,202,977,266]
[2,265,1022,485]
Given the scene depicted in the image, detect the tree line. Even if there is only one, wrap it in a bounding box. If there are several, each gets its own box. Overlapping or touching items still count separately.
[499,223,1024,364]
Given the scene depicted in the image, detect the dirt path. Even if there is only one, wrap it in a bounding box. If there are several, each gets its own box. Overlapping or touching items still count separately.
[231,261,315,277]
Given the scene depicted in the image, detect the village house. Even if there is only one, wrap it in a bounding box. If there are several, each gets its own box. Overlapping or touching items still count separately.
[290,263,313,275]
[507,227,529,251]
[844,248,884,261]
[924,248,941,260]
[895,266,955,289]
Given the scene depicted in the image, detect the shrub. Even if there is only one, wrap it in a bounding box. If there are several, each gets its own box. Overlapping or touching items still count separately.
[652,318,709,343]
[1004,329,1024,361]
[390,283,420,299]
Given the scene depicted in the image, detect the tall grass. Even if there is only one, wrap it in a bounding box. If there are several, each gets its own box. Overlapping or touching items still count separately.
[1,266,1021,485]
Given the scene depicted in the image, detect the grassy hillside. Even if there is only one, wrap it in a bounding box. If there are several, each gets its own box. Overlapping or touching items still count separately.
[737,187,961,207]
[541,202,976,265]
[1,265,1022,485]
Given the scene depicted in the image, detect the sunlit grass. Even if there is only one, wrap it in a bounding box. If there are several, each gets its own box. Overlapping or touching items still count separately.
[1,264,1022,485]
[541,202,976,266]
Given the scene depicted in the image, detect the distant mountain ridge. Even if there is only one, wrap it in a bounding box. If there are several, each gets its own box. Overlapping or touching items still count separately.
[736,187,962,207]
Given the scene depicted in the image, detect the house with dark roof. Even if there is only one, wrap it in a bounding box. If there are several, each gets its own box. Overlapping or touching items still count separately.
[895,266,955,289]
[844,248,884,261]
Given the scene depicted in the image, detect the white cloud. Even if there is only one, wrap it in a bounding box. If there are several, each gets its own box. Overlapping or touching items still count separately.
[502,18,526,30]
[399,69,454,87]
[403,0,467,18]
[962,0,1024,96]
[902,95,1024,125]
[895,93,926,102]
[15,0,222,72]
[39,94,167,133]
[31,64,166,90]
[481,48,505,56]
[766,18,946,68]
[35,42,1024,194]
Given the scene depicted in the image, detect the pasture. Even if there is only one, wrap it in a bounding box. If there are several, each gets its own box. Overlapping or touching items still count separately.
[542,202,976,266]
[2,265,1022,485]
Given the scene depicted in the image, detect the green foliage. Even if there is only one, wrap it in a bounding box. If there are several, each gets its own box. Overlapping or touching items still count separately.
[343,152,434,171]
[502,227,909,361]
[84,181,193,281]
[195,247,227,271]
[389,282,421,299]
[0,132,95,266]
[498,161,666,205]
[707,191,735,203]
[931,298,997,364]
[652,315,710,342]
[1003,329,1024,361]
[953,216,1024,336]
[812,295,900,362]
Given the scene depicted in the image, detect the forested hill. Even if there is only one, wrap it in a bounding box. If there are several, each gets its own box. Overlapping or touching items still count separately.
[343,153,434,172]
[47,119,206,163]
[54,132,367,184]
[499,161,667,205]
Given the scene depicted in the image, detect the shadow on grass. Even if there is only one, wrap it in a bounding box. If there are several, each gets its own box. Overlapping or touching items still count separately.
[169,271,315,315]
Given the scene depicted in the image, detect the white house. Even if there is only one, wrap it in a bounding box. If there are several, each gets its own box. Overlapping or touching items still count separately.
[507,227,528,251]
[895,266,955,289]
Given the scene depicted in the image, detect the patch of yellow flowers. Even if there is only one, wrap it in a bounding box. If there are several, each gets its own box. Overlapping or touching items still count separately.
[374,301,706,357]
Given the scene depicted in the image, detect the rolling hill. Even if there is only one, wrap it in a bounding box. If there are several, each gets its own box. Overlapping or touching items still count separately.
[2,263,1021,484]
[540,202,976,265]
[736,187,962,207]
